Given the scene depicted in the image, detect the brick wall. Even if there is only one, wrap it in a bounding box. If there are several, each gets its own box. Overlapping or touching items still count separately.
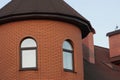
[0,20,83,80]
[109,34,120,57]
[82,32,95,64]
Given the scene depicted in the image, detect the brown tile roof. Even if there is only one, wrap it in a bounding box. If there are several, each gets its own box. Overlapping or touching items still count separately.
[94,45,110,63]
[84,59,120,80]
[0,0,95,38]
[110,55,120,62]
[110,55,120,65]
[84,46,120,80]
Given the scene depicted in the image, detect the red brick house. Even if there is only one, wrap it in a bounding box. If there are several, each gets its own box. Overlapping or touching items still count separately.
[0,0,120,80]
[0,0,94,80]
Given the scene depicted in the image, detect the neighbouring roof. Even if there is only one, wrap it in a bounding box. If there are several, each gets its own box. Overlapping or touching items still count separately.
[110,55,120,64]
[84,46,120,80]
[0,0,95,38]
[107,29,120,37]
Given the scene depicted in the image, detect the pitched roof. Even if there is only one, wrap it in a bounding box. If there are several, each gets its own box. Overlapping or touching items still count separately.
[84,46,120,80]
[0,0,94,38]
[84,59,120,80]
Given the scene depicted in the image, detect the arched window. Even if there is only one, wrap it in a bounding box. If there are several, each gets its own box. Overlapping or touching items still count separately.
[63,40,74,71]
[20,38,37,70]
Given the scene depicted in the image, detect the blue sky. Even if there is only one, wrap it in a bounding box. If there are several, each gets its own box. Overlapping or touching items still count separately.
[64,0,120,48]
[0,0,11,8]
[0,0,120,48]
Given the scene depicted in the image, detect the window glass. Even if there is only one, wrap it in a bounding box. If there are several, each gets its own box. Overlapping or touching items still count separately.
[22,50,36,68]
[63,40,73,71]
[63,41,73,50]
[21,38,37,48]
[63,52,73,70]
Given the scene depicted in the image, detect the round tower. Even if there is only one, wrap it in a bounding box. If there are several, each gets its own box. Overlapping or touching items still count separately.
[0,0,94,80]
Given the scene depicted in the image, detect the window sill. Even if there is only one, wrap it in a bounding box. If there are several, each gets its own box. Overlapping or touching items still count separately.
[19,68,38,71]
[64,69,77,73]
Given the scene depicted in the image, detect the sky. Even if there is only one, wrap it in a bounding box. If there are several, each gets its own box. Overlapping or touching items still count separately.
[64,0,120,48]
[0,0,11,8]
[0,0,120,48]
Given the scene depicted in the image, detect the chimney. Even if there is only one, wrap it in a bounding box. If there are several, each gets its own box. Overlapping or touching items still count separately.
[82,32,95,64]
[107,29,120,65]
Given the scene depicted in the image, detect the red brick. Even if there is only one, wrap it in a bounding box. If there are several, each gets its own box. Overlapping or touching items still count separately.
[82,32,95,64]
[109,34,120,57]
[0,20,83,80]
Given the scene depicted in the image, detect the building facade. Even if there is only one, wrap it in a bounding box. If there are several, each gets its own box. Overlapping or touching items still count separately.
[0,20,84,80]
[107,30,120,65]
[0,0,94,80]
[2,0,120,80]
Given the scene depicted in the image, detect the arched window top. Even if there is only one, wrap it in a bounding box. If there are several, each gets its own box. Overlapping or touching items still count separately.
[63,40,73,50]
[21,38,37,48]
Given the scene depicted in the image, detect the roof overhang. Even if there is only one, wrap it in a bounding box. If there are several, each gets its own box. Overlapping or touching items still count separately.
[106,29,120,37]
[0,13,94,38]
[0,0,95,38]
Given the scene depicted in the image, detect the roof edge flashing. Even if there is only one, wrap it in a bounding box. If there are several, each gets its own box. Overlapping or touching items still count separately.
[0,13,91,38]
[106,29,120,37]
